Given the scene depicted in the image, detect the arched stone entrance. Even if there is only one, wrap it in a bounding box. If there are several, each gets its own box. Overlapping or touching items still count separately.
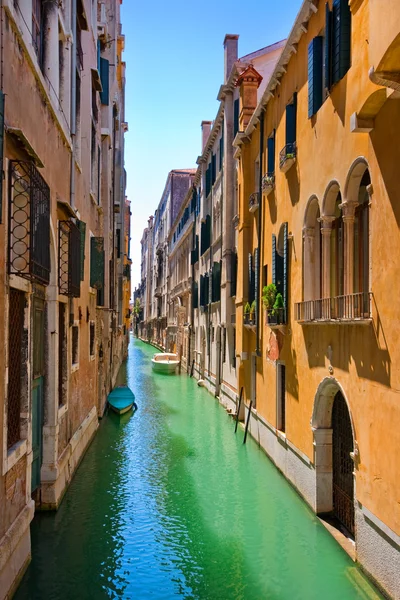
[312,378,356,536]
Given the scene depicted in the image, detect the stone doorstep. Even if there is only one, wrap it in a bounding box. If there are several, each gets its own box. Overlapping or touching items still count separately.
[317,515,356,561]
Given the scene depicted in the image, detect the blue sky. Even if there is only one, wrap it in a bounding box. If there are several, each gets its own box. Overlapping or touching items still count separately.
[121,0,302,287]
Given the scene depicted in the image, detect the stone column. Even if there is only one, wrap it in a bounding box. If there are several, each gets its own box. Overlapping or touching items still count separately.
[319,217,334,300]
[302,227,315,302]
[313,428,333,514]
[340,201,357,298]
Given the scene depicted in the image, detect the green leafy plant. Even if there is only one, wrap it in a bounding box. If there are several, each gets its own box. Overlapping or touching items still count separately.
[262,284,277,309]
[272,293,284,315]
[250,300,256,315]
[286,153,294,159]
[244,302,251,314]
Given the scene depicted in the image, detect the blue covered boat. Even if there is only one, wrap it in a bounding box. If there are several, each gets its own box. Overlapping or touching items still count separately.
[107,386,137,415]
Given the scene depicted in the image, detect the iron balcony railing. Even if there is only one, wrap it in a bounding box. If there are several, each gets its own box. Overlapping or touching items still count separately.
[9,161,50,285]
[249,192,260,213]
[262,172,275,193]
[295,292,372,323]
[279,142,297,170]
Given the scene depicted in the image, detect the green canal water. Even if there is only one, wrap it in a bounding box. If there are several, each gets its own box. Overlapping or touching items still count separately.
[15,337,382,600]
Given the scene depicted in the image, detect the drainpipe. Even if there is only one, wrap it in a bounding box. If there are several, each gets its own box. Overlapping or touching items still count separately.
[70,0,77,210]
[256,110,264,357]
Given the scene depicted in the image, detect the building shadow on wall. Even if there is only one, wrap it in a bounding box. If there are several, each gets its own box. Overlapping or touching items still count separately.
[329,75,348,126]
[370,97,400,227]
[287,165,300,206]
[266,191,277,224]
[299,309,390,389]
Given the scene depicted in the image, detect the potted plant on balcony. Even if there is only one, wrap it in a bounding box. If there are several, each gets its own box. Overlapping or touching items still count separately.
[272,292,285,325]
[244,302,251,325]
[262,284,277,323]
[249,300,256,325]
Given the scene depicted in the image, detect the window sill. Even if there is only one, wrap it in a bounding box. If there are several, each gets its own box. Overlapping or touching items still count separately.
[71,363,79,373]
[89,354,95,362]
[279,156,296,174]
[276,429,287,443]
[58,403,68,419]
[5,439,27,475]
[297,317,372,326]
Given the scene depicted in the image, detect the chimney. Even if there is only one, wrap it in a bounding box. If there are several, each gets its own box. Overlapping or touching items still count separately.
[201,121,213,152]
[223,34,239,83]
[236,66,263,131]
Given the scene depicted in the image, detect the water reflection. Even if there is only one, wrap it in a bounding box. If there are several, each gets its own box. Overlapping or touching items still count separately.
[15,337,382,600]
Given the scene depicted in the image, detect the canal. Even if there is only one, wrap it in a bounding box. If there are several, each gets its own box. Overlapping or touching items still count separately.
[15,337,381,600]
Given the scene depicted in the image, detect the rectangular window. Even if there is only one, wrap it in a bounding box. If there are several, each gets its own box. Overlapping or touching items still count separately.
[285,97,297,147]
[7,289,25,449]
[32,0,44,68]
[100,57,110,105]
[90,322,95,357]
[58,303,67,406]
[332,0,351,85]
[212,153,216,185]
[277,363,286,433]
[234,98,239,136]
[90,236,105,291]
[308,36,323,117]
[9,161,51,285]
[58,220,81,297]
[72,325,79,366]
[267,134,275,175]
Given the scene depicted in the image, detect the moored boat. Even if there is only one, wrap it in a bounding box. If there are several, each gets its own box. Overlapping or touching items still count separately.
[107,385,137,415]
[151,353,180,374]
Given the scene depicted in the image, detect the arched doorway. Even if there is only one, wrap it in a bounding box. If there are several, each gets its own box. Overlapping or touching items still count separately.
[312,379,355,537]
[332,391,355,536]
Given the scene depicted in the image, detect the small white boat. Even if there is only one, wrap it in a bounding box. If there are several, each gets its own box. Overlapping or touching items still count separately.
[151,353,180,374]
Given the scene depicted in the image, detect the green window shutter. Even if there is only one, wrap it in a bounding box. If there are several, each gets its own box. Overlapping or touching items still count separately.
[100,58,110,105]
[267,133,275,174]
[332,0,351,84]
[325,3,333,90]
[212,153,216,185]
[234,98,239,136]
[308,37,323,118]
[78,220,86,281]
[90,237,105,289]
[286,99,297,146]
[272,234,276,285]
[283,223,288,323]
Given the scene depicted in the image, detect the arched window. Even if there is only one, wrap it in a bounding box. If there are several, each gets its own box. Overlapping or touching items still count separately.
[353,171,370,295]
[330,194,344,298]
[303,197,322,302]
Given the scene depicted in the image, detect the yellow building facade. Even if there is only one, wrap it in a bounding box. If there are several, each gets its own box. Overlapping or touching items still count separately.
[235,1,400,597]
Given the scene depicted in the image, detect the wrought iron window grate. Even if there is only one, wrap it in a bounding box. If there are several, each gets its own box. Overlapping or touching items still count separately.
[58,220,81,297]
[9,161,50,285]
[7,288,25,449]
